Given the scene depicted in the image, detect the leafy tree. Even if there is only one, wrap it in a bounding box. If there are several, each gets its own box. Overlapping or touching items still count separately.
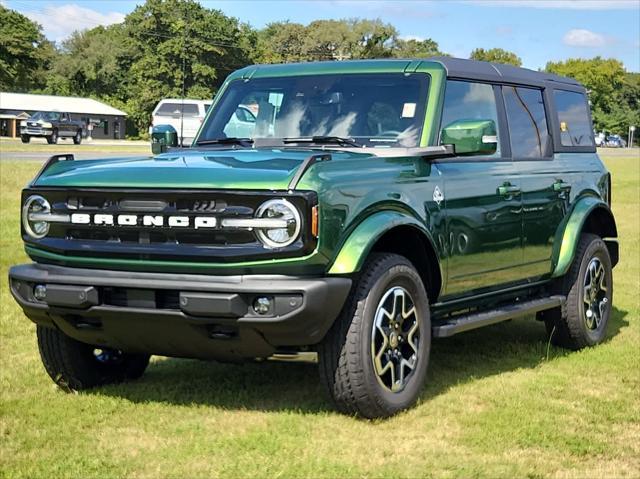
[44,25,130,98]
[470,48,522,67]
[350,19,397,59]
[257,22,308,63]
[392,38,443,58]
[122,0,256,133]
[302,20,356,60]
[0,6,55,91]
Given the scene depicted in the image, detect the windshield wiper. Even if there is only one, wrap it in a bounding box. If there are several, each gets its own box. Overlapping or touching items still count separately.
[282,136,363,148]
[194,137,254,146]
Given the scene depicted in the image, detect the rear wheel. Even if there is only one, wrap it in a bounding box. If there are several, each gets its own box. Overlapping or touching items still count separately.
[36,325,150,391]
[73,129,82,145]
[318,253,431,418]
[543,233,613,350]
[20,135,30,144]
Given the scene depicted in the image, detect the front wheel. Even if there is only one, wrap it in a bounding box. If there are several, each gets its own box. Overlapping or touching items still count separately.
[36,325,150,391]
[21,135,30,144]
[544,233,613,350]
[318,253,431,418]
[73,130,82,145]
[46,129,58,145]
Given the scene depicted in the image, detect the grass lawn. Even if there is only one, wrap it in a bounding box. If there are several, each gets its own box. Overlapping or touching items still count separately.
[1,153,638,478]
[0,137,149,154]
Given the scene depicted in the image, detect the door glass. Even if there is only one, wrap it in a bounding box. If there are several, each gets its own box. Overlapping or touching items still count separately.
[503,86,550,158]
[440,80,500,157]
[553,90,594,147]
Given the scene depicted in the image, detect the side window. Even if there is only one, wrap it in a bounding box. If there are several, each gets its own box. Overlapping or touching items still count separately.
[503,86,550,158]
[553,90,594,147]
[440,80,500,157]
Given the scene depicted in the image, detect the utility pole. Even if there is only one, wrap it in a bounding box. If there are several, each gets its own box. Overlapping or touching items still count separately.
[179,12,188,147]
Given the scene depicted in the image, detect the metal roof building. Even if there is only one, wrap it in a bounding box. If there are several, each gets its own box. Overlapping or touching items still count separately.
[0,92,127,140]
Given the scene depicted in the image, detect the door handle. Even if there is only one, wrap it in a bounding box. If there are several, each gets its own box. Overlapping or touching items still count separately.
[553,180,571,192]
[497,184,521,196]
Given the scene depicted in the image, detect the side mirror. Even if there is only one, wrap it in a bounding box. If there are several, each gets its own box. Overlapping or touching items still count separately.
[440,119,497,156]
[151,124,179,154]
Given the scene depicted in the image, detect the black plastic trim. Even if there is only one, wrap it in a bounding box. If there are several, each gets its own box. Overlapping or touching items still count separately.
[9,263,352,358]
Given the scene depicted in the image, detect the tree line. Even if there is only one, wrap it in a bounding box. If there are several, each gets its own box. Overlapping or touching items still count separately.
[1,0,637,140]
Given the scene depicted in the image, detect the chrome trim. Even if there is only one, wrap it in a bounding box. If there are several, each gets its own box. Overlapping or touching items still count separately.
[221,218,290,229]
[22,195,52,239]
[254,199,302,248]
[28,212,71,223]
[25,212,291,230]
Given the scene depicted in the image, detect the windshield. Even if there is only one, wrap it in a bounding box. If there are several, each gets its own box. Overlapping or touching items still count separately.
[198,73,429,147]
[30,111,61,121]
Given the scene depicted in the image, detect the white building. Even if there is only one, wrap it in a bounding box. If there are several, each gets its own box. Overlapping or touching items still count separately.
[0,92,128,139]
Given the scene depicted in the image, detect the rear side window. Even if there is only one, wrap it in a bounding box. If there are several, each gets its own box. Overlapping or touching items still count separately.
[553,90,594,147]
[503,86,550,158]
[440,80,500,157]
[155,103,201,117]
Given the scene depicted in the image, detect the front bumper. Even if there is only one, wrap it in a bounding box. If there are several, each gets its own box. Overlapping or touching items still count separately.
[9,263,351,361]
[20,127,52,136]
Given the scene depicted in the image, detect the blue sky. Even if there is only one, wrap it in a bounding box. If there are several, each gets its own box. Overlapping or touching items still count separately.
[6,0,640,71]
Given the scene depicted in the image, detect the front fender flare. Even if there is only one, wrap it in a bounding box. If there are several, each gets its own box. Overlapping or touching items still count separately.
[551,196,617,278]
[327,210,440,276]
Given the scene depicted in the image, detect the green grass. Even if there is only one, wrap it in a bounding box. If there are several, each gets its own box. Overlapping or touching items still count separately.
[1,154,639,478]
[0,137,149,154]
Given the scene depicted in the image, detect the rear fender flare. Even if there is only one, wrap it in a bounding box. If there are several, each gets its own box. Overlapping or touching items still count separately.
[551,197,618,278]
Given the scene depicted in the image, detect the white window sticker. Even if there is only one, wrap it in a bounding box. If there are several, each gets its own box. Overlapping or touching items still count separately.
[402,103,417,118]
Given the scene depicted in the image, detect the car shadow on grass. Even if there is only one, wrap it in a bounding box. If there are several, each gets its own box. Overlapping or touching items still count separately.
[92,307,628,415]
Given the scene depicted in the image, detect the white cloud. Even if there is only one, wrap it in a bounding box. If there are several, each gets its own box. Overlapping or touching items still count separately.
[24,4,125,42]
[563,28,608,47]
[467,0,638,9]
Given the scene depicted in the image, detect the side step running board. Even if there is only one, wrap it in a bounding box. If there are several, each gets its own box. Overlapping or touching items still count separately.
[432,295,565,338]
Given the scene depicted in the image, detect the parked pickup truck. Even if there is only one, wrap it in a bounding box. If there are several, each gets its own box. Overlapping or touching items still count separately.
[9,58,618,418]
[20,111,84,145]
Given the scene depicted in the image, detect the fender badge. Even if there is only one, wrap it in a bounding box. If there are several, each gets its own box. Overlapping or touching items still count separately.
[433,186,444,206]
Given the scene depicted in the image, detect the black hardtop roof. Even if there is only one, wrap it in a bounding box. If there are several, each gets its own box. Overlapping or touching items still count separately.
[429,56,582,88]
[234,57,583,90]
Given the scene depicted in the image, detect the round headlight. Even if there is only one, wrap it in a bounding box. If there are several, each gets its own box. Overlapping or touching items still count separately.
[22,195,51,239]
[255,199,301,248]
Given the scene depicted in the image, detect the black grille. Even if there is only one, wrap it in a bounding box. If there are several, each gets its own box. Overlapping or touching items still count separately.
[24,188,317,263]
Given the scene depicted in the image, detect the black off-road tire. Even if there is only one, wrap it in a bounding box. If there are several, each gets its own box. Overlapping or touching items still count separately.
[543,233,613,350]
[46,129,58,145]
[73,130,82,145]
[36,325,150,391]
[20,135,30,144]
[318,253,431,418]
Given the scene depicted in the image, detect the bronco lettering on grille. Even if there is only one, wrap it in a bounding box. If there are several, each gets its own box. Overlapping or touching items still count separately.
[70,213,217,229]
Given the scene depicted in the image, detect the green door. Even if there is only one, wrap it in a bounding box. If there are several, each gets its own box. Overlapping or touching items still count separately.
[437,80,524,297]
[501,85,564,279]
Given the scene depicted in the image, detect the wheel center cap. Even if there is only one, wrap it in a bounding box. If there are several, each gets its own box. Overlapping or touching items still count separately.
[389,332,399,349]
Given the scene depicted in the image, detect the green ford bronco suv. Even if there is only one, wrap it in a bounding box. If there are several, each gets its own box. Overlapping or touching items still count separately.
[9,58,618,418]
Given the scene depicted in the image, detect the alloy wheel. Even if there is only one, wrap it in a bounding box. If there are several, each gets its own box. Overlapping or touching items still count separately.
[371,286,420,392]
[583,257,609,330]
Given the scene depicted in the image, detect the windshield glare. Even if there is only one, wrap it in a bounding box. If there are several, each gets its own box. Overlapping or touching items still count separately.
[199,73,429,147]
[30,112,61,121]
